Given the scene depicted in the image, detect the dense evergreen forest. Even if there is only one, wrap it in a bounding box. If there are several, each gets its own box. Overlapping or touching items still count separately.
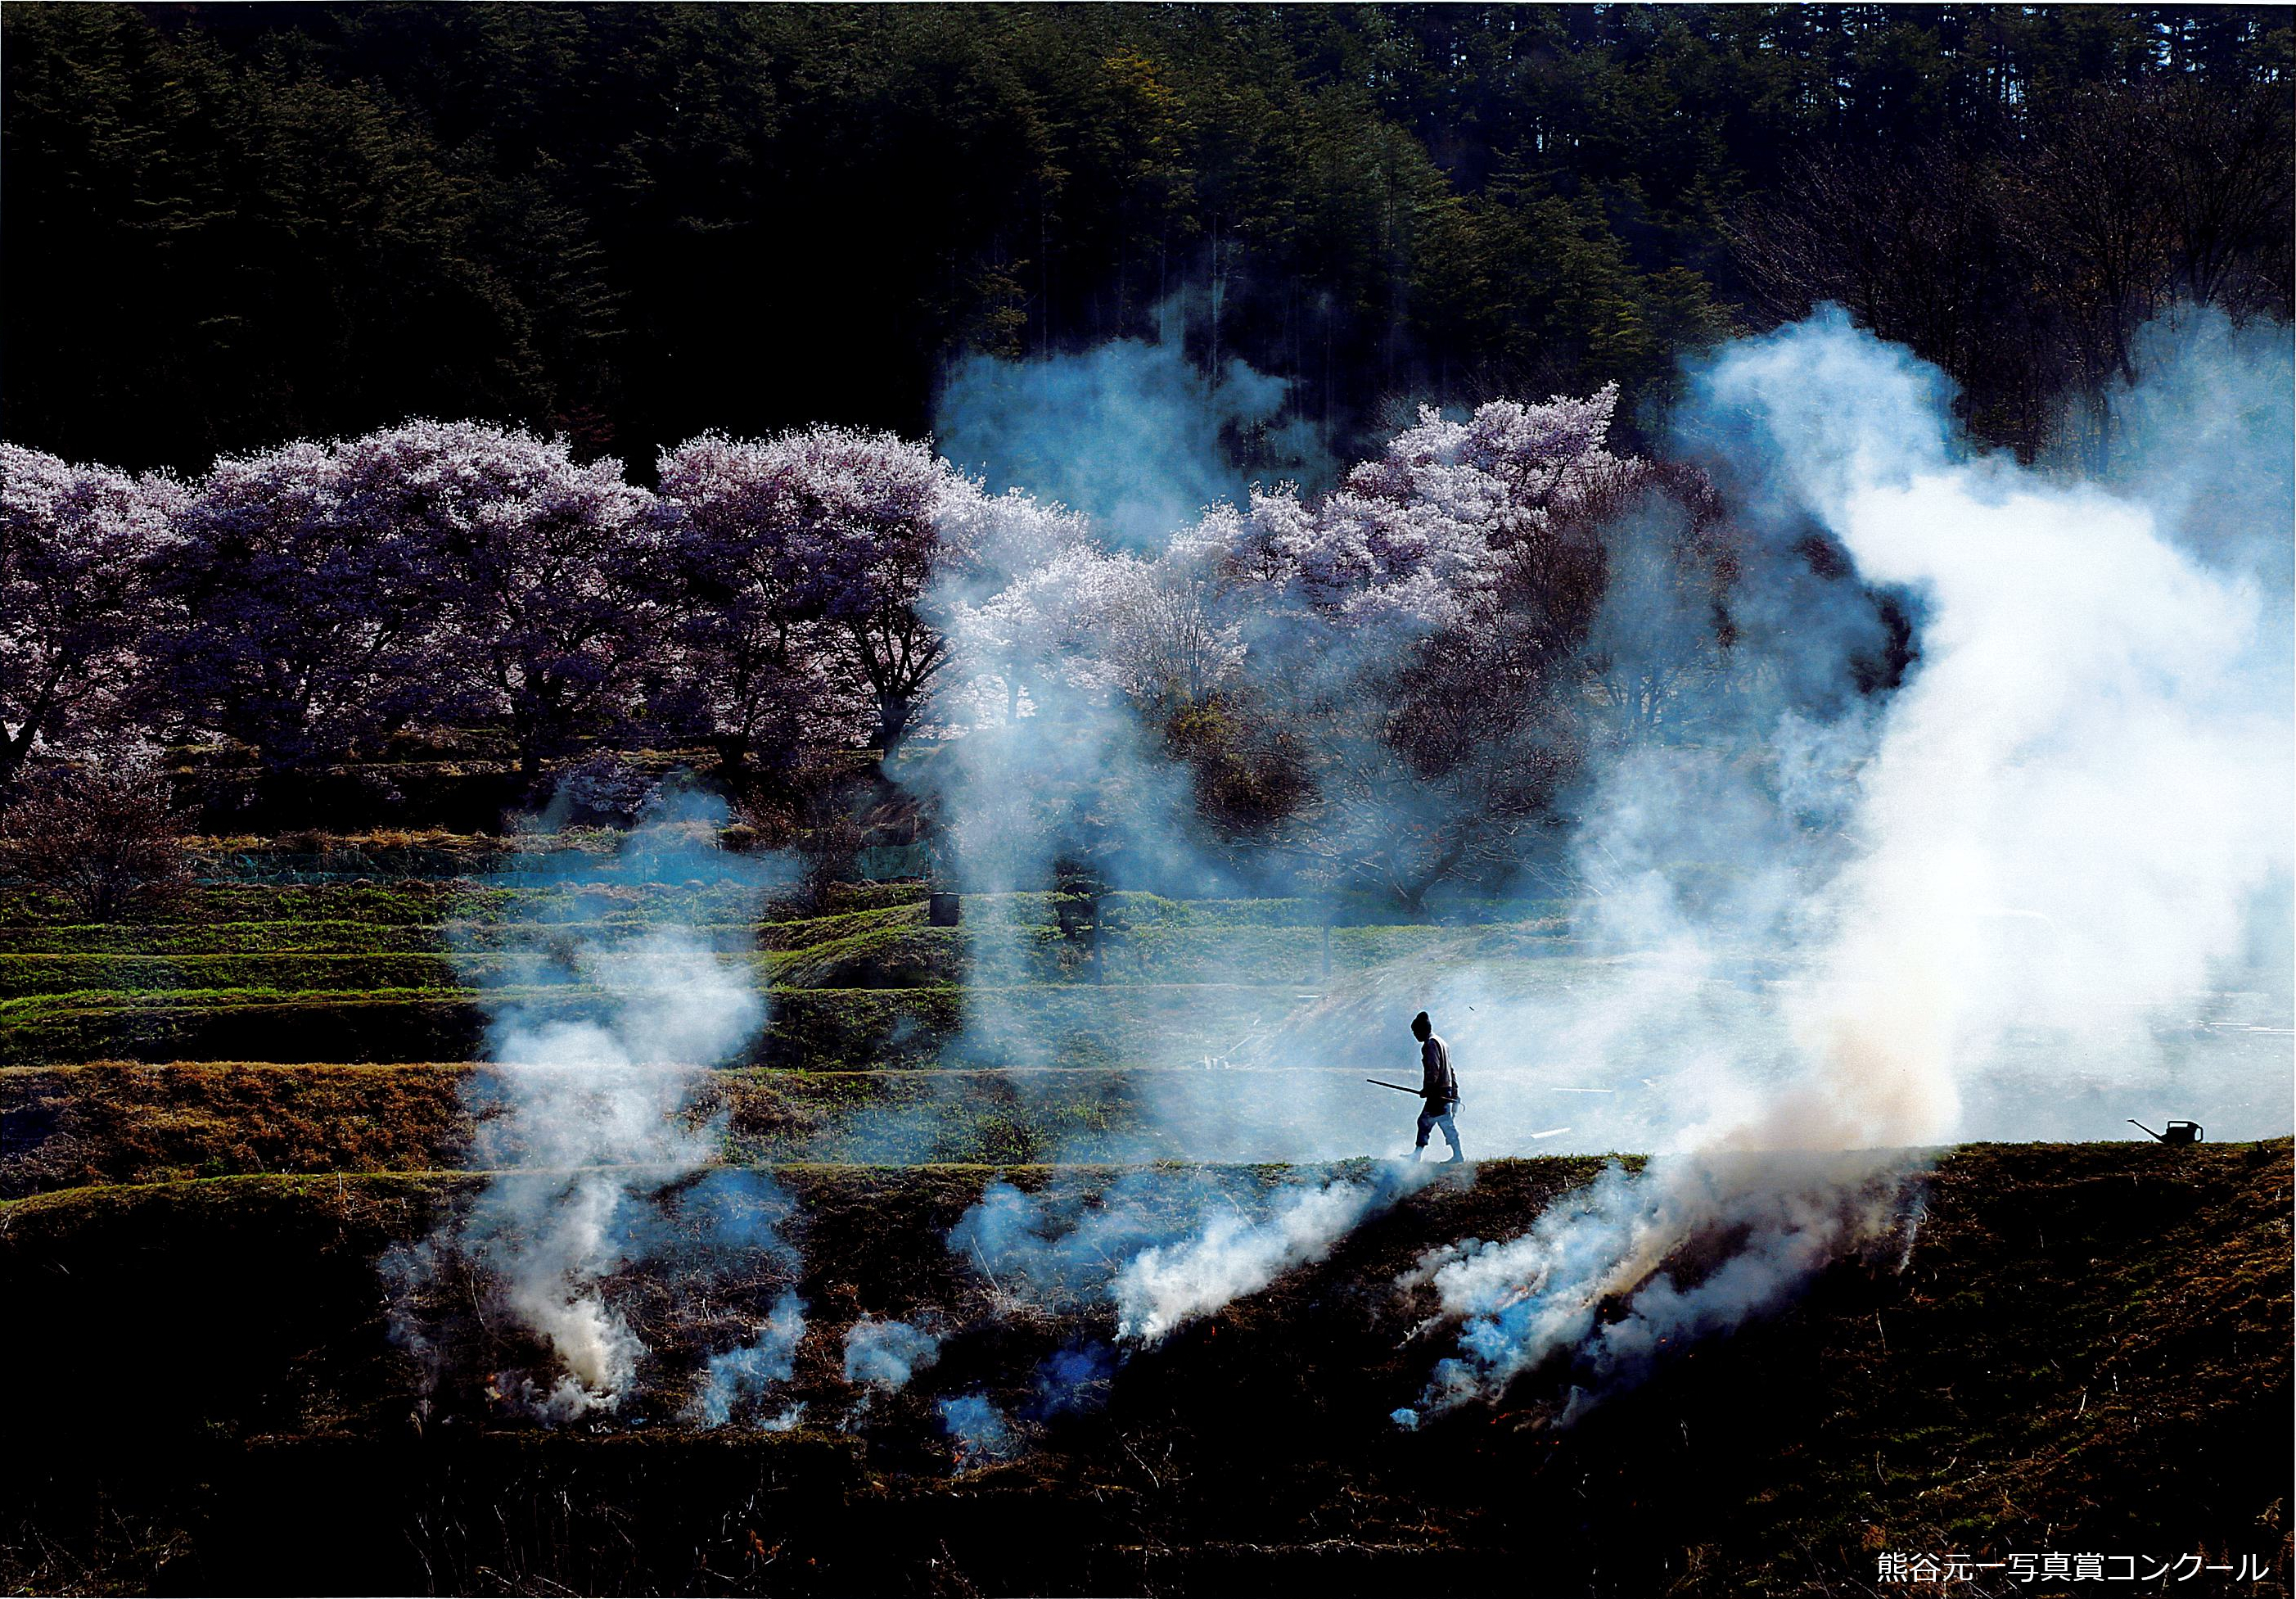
[6,2,2290,477]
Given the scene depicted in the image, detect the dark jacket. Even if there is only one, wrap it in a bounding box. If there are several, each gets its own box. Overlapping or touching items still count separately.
[1419,1034,1459,1109]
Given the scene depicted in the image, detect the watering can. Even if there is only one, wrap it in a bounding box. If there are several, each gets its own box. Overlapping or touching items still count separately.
[2127,1119,2203,1145]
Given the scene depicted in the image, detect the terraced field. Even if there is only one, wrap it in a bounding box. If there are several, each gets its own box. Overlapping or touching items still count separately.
[5,842,2289,1596]
[7,844,2286,1185]
[0,851,1626,1184]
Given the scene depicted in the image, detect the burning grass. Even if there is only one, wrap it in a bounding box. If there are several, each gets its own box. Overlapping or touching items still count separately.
[0,1141,2285,1596]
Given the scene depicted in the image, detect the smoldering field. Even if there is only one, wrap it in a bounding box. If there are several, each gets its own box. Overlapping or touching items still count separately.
[353,305,2294,1457]
[920,303,2293,1163]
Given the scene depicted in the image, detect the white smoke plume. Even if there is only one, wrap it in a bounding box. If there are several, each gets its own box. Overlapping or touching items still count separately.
[842,1317,942,1392]
[1112,1163,1438,1342]
[1399,1153,1915,1426]
[386,788,794,1422]
[949,1161,1441,1356]
[469,926,765,1414]
[1703,307,2289,1152]
[1393,305,2293,1424]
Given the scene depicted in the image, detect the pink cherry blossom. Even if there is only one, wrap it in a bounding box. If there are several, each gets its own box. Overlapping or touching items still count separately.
[0,445,184,784]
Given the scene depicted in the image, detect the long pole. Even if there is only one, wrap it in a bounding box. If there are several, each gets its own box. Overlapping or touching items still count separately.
[1365,1078,1421,1095]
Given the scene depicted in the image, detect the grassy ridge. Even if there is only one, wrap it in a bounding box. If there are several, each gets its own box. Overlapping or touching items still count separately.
[1,1063,473,1197]
[0,920,451,955]
[2,1061,1216,1195]
[0,983,1301,1069]
[0,953,471,997]
[0,990,487,1067]
[0,924,1588,1000]
[0,878,929,929]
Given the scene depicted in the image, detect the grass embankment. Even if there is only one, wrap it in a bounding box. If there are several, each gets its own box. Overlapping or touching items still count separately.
[0,917,1574,1000]
[0,1141,2285,1596]
[0,981,1309,1071]
[2,1060,1224,1195]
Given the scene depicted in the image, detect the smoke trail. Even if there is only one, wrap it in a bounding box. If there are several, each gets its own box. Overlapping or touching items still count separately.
[1112,1163,1437,1342]
[950,1173,1189,1304]
[1395,306,2293,1423]
[950,1162,1442,1363]
[935,293,1330,550]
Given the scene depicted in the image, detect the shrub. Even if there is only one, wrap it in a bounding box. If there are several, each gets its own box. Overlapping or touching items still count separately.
[550,752,654,826]
[0,754,192,920]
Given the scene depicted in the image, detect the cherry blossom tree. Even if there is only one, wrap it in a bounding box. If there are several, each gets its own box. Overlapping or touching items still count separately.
[168,422,665,783]
[0,445,183,788]
[1179,386,1729,903]
[656,427,1073,756]
[1094,530,1247,714]
[774,427,959,753]
[165,437,452,771]
[403,423,661,780]
[1205,386,1648,632]
[655,427,948,752]
[935,495,1239,733]
[656,433,863,769]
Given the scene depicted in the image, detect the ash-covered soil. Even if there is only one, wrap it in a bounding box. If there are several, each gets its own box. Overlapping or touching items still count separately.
[1,1140,2287,1597]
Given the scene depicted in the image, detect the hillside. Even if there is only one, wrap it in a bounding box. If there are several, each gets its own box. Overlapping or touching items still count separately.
[2,855,2289,1596]
[0,1141,2287,1596]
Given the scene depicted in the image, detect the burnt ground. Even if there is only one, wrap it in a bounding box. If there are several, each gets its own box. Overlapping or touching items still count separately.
[0,1141,2288,1597]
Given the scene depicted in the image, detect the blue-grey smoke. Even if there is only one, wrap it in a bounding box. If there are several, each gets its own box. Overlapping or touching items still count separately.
[938,1392,1018,1469]
[691,1290,807,1429]
[934,301,1330,550]
[842,1316,942,1392]
[1027,1340,1118,1419]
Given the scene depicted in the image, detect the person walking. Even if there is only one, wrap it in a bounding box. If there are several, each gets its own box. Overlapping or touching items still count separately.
[1410,1010,1464,1163]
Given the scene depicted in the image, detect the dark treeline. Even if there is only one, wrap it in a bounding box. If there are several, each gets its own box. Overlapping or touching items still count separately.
[5,2,2289,477]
